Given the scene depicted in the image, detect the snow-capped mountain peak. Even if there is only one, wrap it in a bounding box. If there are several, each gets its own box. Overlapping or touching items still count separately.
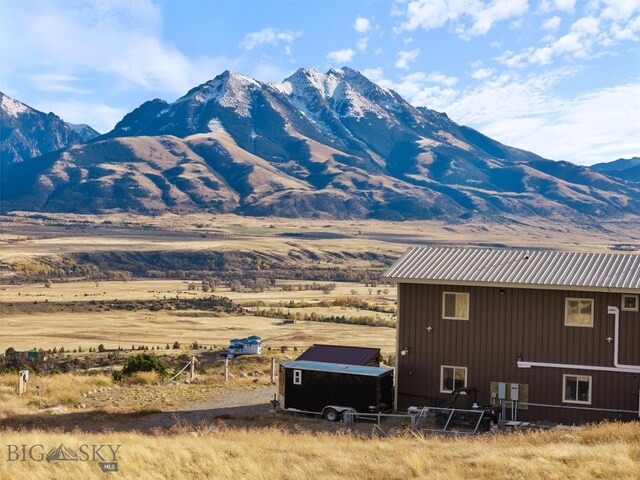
[1,92,30,117]
[1,91,99,166]
[178,70,261,117]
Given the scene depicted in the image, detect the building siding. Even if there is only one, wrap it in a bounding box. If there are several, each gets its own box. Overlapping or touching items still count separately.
[396,283,640,423]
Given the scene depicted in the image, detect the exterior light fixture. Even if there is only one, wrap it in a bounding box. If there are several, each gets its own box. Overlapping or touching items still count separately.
[400,347,409,356]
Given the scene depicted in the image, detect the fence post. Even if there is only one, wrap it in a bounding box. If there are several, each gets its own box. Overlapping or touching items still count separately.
[190,356,195,382]
[224,357,229,382]
[271,358,276,385]
[18,370,29,395]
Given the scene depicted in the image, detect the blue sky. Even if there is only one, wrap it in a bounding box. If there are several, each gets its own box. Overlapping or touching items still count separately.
[1,0,639,165]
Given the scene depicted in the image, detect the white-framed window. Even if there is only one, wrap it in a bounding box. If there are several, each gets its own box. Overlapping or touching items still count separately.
[293,369,302,385]
[442,292,470,320]
[622,294,639,312]
[563,374,592,404]
[440,365,467,393]
[564,298,594,327]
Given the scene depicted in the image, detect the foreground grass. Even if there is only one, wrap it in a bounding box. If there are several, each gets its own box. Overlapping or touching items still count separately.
[0,422,638,479]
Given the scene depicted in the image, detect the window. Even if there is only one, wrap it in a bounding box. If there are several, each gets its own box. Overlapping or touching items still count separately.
[622,294,639,312]
[563,374,592,404]
[442,292,470,320]
[441,365,467,393]
[293,370,302,385]
[564,298,594,327]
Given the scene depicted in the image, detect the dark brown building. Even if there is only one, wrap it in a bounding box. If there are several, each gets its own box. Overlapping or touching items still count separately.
[384,247,640,424]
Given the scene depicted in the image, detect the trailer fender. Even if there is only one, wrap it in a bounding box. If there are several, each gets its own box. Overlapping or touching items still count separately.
[322,406,356,422]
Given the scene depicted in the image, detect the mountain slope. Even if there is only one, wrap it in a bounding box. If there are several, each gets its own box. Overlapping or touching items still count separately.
[1,92,99,167]
[591,157,640,182]
[3,69,640,220]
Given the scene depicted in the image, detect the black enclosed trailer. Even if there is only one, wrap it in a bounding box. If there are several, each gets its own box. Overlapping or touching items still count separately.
[278,360,394,420]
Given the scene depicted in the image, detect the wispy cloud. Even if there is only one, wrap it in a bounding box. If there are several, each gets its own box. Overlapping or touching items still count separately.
[541,16,562,30]
[0,1,234,96]
[395,49,420,69]
[28,73,90,94]
[471,68,493,79]
[34,99,129,134]
[239,28,302,50]
[446,74,640,164]
[395,0,529,39]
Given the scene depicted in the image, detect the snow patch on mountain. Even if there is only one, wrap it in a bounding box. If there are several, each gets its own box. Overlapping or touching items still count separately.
[1,94,29,117]
[208,118,227,134]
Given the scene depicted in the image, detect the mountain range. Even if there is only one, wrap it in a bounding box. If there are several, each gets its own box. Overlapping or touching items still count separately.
[2,68,639,220]
[1,92,98,167]
[591,157,640,183]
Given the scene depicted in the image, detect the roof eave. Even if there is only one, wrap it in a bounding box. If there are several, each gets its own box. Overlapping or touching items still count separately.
[383,277,640,294]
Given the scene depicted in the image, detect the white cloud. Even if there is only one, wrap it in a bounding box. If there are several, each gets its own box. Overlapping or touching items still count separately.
[361,67,385,83]
[0,1,233,96]
[353,16,371,33]
[444,72,640,164]
[395,0,529,38]
[600,0,640,20]
[540,0,576,13]
[357,37,369,52]
[425,72,459,86]
[395,49,420,69]
[471,67,493,79]
[554,0,576,13]
[326,48,356,64]
[239,28,302,50]
[28,73,90,94]
[542,16,562,30]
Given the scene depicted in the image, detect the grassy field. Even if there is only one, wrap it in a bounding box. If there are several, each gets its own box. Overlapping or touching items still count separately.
[2,212,638,267]
[0,422,638,480]
[0,280,396,354]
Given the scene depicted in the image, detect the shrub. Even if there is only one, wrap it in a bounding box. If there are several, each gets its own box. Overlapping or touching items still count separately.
[98,344,105,352]
[121,353,169,378]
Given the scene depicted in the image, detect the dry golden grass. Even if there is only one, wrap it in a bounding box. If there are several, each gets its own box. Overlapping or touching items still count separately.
[0,373,113,417]
[0,422,637,480]
[0,278,397,356]
[0,309,396,355]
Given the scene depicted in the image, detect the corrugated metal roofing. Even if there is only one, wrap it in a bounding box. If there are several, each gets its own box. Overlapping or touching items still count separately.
[383,246,640,291]
[295,344,381,366]
[280,360,393,377]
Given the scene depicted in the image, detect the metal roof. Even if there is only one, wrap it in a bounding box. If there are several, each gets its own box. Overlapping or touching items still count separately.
[281,360,393,377]
[295,344,380,366]
[383,246,640,292]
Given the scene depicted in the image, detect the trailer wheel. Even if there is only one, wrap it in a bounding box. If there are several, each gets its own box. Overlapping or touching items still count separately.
[323,408,340,422]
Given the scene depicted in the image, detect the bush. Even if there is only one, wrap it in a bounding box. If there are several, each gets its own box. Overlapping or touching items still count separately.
[98,344,105,352]
[121,353,169,378]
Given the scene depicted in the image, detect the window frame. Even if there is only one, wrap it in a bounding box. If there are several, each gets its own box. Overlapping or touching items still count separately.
[442,292,470,321]
[621,294,639,312]
[564,297,594,328]
[440,365,468,393]
[293,369,302,385]
[562,374,592,405]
